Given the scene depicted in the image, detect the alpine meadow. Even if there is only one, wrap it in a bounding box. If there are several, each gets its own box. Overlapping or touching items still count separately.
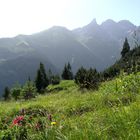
[0,0,140,139]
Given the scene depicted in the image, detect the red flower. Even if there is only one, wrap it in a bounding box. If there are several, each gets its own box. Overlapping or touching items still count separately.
[12,116,24,126]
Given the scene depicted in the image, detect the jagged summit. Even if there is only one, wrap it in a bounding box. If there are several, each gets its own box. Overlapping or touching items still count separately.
[89,18,98,24]
[101,19,117,26]
[87,18,98,27]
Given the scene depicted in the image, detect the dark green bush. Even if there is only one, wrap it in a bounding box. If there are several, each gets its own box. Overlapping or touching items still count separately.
[75,67,100,89]
[51,75,61,85]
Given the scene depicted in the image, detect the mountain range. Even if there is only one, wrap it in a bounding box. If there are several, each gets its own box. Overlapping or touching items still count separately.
[0,19,140,94]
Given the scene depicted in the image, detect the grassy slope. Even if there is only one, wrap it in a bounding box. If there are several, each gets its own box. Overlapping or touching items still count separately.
[0,73,140,140]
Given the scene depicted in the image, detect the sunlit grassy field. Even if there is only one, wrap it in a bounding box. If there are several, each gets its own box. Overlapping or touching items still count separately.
[0,73,140,140]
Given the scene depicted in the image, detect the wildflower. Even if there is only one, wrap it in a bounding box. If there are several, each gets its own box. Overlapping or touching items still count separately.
[12,116,24,126]
[51,121,56,125]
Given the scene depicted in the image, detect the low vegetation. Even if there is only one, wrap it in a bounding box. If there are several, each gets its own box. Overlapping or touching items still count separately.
[103,40,140,80]
[0,72,140,139]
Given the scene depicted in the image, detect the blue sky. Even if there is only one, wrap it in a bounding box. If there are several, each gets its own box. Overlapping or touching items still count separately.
[0,0,139,37]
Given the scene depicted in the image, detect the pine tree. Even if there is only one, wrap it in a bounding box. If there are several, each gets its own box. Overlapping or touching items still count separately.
[86,68,100,89]
[11,83,21,100]
[3,86,11,101]
[62,64,68,80]
[75,67,87,88]
[48,69,53,84]
[52,75,61,85]
[35,69,42,92]
[40,63,49,88]
[121,38,130,57]
[75,67,100,89]
[62,62,73,80]
[35,63,49,93]
[67,62,73,80]
[21,80,37,100]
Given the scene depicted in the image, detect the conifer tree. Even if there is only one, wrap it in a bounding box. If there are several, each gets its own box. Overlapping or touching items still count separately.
[40,62,49,88]
[75,66,87,88]
[35,63,49,93]
[35,69,42,92]
[62,64,68,79]
[62,62,73,80]
[11,83,21,100]
[3,86,11,101]
[48,69,53,84]
[121,38,130,57]
[21,80,37,100]
[67,62,73,80]
[75,67,100,89]
[52,75,61,85]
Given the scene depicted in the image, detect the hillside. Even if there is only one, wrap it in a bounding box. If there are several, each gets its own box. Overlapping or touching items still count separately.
[102,46,140,79]
[0,72,140,139]
[0,52,58,93]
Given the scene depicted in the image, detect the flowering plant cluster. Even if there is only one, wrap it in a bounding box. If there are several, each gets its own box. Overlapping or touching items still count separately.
[0,107,59,140]
[12,115,24,126]
[11,108,57,129]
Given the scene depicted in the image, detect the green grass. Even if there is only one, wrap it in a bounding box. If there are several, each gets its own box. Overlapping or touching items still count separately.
[0,73,140,139]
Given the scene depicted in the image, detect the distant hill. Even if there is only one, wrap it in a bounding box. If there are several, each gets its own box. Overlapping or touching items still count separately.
[0,52,58,93]
[0,19,140,94]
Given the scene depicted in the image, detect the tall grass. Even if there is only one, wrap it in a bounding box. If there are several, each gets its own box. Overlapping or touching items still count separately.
[0,73,140,139]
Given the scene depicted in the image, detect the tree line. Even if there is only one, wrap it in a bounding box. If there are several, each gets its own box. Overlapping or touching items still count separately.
[102,38,140,80]
[2,62,73,101]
